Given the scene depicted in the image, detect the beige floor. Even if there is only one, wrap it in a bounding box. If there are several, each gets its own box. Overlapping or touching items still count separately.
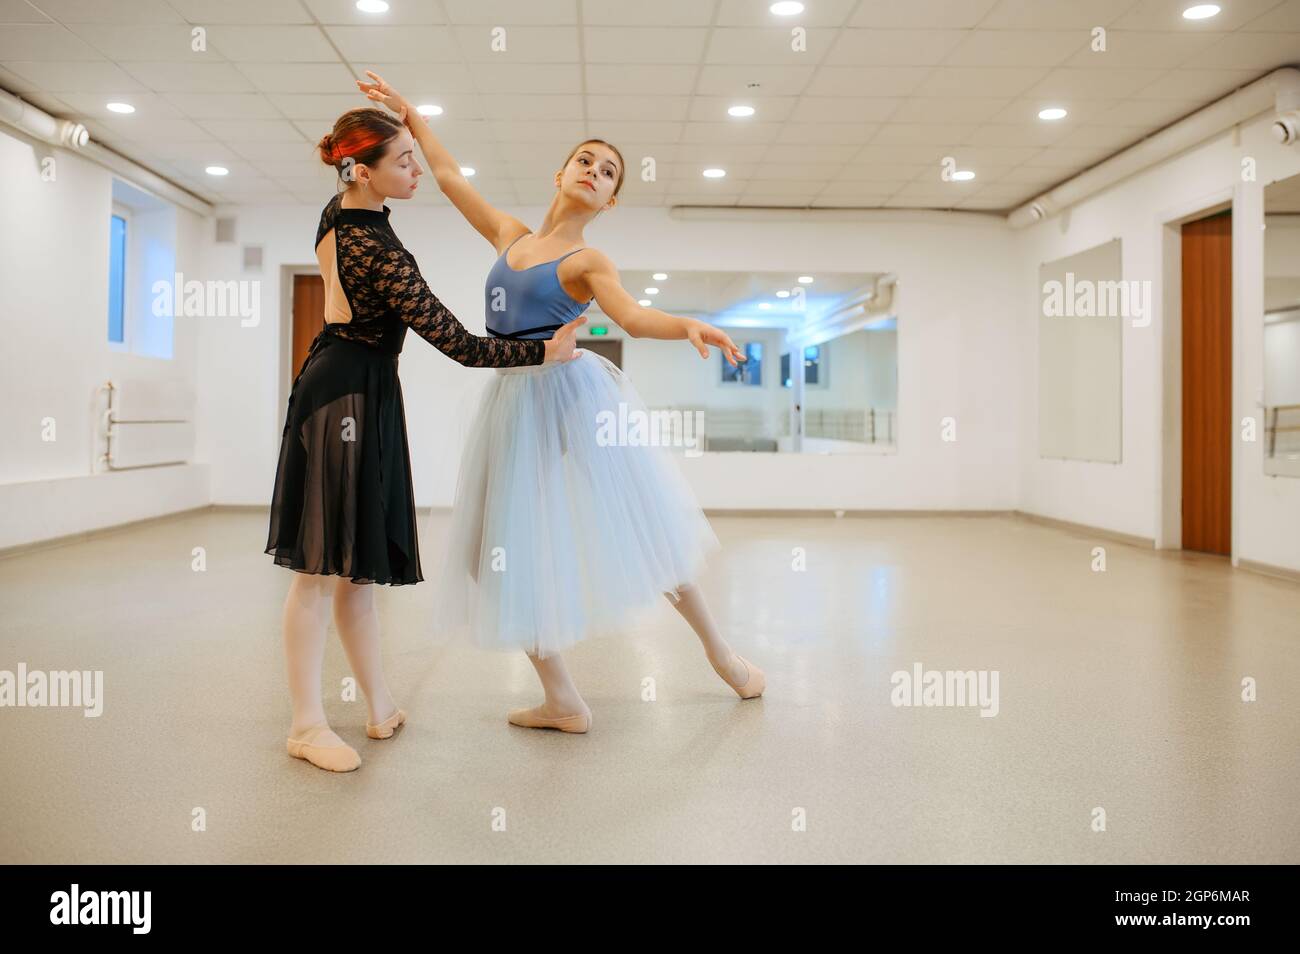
[0,508,1296,864]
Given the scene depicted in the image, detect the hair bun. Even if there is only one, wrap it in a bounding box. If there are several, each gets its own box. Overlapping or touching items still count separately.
[317,133,336,166]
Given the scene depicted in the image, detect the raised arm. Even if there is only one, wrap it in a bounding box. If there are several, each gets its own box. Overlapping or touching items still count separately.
[358,70,525,252]
[372,246,582,367]
[578,249,745,366]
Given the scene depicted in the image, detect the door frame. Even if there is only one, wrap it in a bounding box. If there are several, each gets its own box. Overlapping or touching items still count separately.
[1155,186,1237,559]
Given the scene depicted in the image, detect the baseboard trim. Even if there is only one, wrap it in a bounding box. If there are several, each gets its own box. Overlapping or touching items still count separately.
[0,504,216,561]
[1236,558,1300,585]
[1013,510,1155,549]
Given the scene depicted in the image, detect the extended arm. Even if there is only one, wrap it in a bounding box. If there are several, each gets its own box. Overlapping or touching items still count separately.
[358,71,526,252]
[372,247,544,367]
[580,249,745,365]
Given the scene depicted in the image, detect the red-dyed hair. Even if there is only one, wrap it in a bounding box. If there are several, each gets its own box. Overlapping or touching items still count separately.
[317,108,405,180]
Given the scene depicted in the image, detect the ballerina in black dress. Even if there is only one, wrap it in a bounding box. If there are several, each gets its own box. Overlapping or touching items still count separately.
[266,107,584,772]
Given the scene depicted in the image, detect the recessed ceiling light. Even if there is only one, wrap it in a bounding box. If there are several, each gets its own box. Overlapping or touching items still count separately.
[728,105,755,118]
[702,168,726,178]
[205,166,229,176]
[460,166,475,177]
[644,287,659,295]
[638,299,652,306]
[776,290,790,298]
[797,276,814,284]
[951,169,976,181]
[1182,4,1220,19]
[106,102,134,114]
[1038,107,1068,121]
[356,0,389,13]
[770,1,804,15]
[653,272,667,280]
[417,104,441,116]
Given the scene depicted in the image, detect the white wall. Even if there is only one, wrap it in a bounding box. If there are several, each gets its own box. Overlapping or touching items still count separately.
[197,200,1021,513]
[0,125,208,550]
[7,105,1297,574]
[1014,108,1300,572]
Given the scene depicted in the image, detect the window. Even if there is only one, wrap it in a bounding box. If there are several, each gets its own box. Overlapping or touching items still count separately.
[781,346,824,388]
[722,341,762,386]
[108,212,127,343]
[804,345,820,385]
[108,180,177,359]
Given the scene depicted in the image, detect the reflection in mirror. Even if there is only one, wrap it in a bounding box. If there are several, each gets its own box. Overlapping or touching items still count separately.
[1263,174,1300,477]
[582,270,897,454]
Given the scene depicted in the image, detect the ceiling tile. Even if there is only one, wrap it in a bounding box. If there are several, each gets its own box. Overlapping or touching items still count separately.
[469,62,581,94]
[705,27,839,65]
[591,94,692,122]
[847,0,1000,29]
[584,0,714,26]
[0,24,103,60]
[166,0,313,25]
[64,24,210,62]
[207,26,339,62]
[584,27,708,64]
[2,60,147,92]
[586,64,698,95]
[915,66,1051,98]
[324,25,457,62]
[696,63,818,97]
[826,29,968,66]
[452,26,580,62]
[197,118,311,143]
[122,61,257,93]
[237,62,356,93]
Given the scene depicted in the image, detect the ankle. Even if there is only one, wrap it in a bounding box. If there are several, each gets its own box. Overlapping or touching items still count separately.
[707,649,736,671]
[544,694,588,717]
[289,719,332,741]
[367,699,400,725]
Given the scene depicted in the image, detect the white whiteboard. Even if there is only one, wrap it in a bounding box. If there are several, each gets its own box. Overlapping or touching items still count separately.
[1038,239,1123,463]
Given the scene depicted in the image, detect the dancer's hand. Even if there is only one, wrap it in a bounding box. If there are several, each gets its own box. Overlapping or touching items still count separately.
[543,317,587,363]
[357,70,409,124]
[686,318,745,365]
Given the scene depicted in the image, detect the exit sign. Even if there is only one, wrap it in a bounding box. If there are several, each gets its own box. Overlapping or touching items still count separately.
[589,325,608,336]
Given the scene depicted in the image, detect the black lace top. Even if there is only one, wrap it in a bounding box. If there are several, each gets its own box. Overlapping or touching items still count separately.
[314,194,544,365]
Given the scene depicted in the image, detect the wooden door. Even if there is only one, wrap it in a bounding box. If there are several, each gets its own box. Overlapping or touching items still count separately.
[1181,211,1232,555]
[292,274,325,380]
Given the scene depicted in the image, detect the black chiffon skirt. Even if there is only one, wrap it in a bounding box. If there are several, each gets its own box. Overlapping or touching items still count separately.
[265,330,422,585]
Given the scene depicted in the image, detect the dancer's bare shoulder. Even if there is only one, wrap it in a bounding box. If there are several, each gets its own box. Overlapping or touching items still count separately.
[569,246,616,276]
[562,246,616,299]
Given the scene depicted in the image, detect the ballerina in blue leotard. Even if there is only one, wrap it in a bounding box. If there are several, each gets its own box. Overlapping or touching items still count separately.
[361,72,767,733]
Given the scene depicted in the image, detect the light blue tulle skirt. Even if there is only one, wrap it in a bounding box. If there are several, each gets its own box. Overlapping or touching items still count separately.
[432,348,720,657]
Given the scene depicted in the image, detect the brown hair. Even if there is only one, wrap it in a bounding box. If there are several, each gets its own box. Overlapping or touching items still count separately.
[317,108,406,180]
[563,139,625,197]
